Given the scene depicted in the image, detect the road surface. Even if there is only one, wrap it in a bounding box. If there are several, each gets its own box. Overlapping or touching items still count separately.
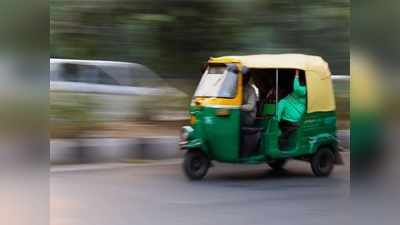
[51,154,350,225]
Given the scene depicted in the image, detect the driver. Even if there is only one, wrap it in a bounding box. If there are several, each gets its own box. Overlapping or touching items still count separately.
[241,75,258,126]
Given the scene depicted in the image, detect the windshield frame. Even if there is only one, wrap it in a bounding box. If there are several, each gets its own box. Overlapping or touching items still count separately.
[194,64,239,99]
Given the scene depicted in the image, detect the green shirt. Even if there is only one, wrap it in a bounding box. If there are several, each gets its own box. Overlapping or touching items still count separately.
[276,76,306,123]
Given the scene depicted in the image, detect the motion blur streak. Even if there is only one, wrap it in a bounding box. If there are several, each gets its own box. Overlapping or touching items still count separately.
[0,1,49,225]
[49,0,350,139]
[352,1,400,225]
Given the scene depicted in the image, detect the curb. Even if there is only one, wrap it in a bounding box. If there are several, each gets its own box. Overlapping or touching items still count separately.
[50,137,182,164]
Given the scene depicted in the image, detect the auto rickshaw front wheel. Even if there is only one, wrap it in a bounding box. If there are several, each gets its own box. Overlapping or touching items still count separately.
[311,147,335,177]
[183,151,209,181]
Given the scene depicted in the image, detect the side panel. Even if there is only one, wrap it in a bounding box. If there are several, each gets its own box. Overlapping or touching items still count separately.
[200,107,241,162]
[188,71,243,162]
[264,111,336,159]
[300,111,337,154]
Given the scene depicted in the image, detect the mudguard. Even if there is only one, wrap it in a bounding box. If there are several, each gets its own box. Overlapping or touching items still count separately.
[308,133,342,164]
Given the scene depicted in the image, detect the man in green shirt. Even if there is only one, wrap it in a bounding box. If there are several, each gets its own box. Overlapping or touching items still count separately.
[276,70,306,149]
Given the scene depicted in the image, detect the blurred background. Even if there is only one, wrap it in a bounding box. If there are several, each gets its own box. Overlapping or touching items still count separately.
[352,1,400,225]
[50,0,349,144]
[10,0,400,224]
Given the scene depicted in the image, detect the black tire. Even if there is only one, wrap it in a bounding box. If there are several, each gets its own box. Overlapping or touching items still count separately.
[182,151,209,181]
[268,159,287,170]
[311,148,335,177]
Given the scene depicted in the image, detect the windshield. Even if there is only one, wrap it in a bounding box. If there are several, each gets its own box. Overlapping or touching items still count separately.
[194,65,238,98]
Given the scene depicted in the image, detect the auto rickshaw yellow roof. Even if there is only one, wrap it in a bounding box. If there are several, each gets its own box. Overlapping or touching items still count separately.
[209,54,330,76]
[209,54,335,113]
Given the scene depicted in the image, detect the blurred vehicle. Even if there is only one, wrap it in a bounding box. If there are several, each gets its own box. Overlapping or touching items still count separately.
[181,54,343,180]
[51,59,173,94]
[50,59,188,137]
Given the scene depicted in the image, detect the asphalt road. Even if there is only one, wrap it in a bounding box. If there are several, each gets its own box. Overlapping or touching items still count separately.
[51,154,350,225]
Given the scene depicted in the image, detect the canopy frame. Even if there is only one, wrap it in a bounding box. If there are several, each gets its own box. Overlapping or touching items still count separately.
[208,54,336,113]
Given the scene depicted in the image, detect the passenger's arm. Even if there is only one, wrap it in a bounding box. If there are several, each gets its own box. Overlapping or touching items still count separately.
[293,75,306,96]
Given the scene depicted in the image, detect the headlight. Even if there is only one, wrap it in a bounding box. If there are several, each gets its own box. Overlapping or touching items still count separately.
[180,126,194,141]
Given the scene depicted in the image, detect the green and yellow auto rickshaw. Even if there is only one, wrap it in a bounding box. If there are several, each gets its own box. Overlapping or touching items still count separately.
[180,54,343,180]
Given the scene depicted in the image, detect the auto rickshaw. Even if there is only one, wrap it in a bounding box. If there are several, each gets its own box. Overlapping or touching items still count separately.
[180,54,343,180]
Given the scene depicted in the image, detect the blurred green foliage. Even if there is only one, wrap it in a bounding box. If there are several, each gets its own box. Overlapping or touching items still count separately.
[50,93,101,137]
[50,0,349,79]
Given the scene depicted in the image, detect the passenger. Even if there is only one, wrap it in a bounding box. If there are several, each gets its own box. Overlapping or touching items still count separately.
[276,70,306,149]
[241,75,258,126]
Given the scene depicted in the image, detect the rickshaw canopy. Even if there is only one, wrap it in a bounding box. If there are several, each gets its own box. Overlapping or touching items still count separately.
[208,54,336,113]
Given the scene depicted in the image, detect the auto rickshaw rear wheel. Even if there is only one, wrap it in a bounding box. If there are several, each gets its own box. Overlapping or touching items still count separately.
[311,147,335,177]
[183,151,209,181]
[268,159,287,170]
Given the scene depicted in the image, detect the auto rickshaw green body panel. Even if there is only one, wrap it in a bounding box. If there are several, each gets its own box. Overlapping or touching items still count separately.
[185,106,240,162]
[183,105,337,164]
